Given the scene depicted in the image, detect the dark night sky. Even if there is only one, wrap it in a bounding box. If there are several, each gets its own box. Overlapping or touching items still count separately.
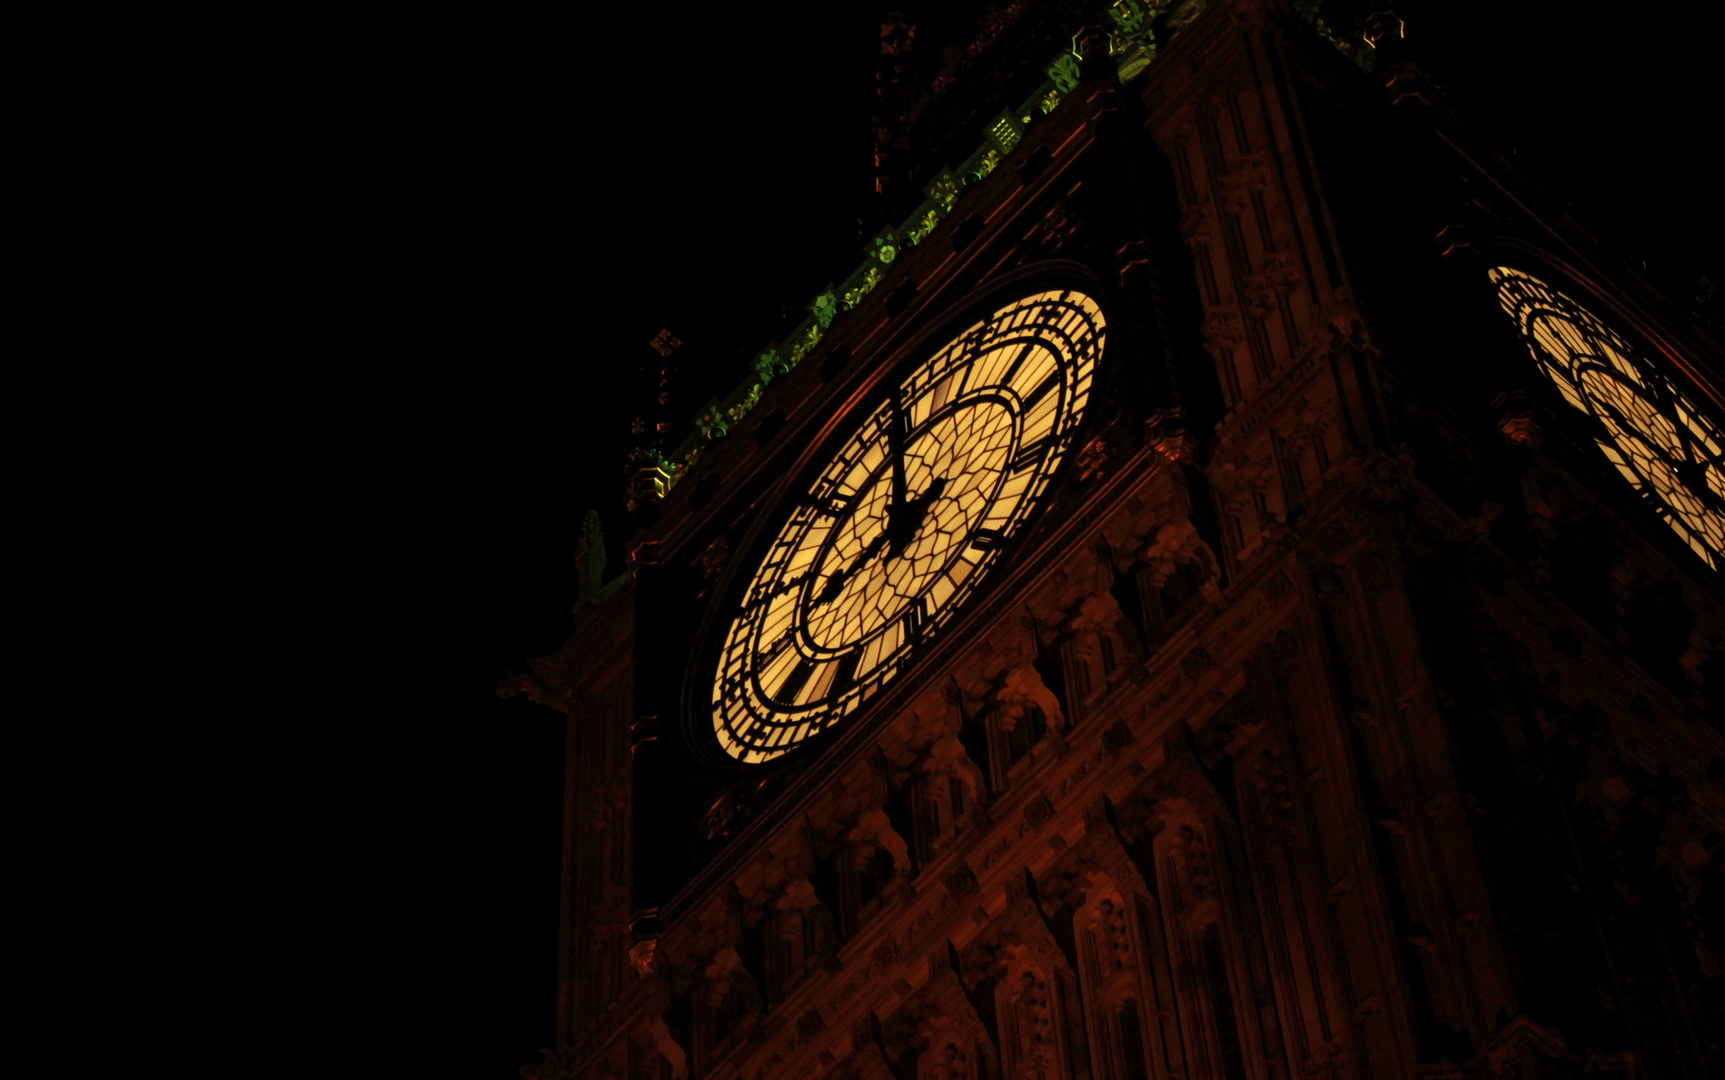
[16,4,1722,1076]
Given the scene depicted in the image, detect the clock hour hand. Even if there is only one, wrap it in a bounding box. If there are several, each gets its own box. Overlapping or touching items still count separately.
[886,475,947,557]
[889,388,908,516]
[813,474,952,607]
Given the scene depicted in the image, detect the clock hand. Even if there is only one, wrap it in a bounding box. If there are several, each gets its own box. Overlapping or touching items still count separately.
[813,528,891,607]
[886,475,947,558]
[741,572,810,614]
[1664,413,1725,515]
[889,388,908,519]
[815,474,955,607]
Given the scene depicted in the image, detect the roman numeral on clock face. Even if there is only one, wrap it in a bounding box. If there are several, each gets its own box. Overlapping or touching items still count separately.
[810,492,853,517]
[998,343,1034,389]
[905,599,930,645]
[833,651,862,695]
[756,633,795,669]
[1012,437,1051,473]
[744,573,807,614]
[1021,371,1060,412]
[773,659,815,704]
[970,527,1003,551]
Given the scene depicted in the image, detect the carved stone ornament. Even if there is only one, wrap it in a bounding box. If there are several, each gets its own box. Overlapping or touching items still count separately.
[846,807,913,873]
[1202,308,1245,362]
[1068,591,1126,635]
[921,732,987,810]
[1180,201,1218,245]
[703,945,745,1007]
[1076,434,1111,482]
[995,664,1066,732]
[1217,155,1270,216]
[1136,517,1204,588]
[1246,253,1303,315]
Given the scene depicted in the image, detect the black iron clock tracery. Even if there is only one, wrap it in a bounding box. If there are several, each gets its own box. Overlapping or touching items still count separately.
[710,289,1106,764]
[1489,265,1725,569]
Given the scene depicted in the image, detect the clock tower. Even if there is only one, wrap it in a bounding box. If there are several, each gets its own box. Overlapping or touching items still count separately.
[511,3,1725,1079]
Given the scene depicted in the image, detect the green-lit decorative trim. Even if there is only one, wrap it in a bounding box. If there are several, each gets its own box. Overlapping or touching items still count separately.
[869,227,900,266]
[901,203,941,246]
[962,145,1002,186]
[1291,0,1378,71]
[840,264,885,311]
[641,2,1361,503]
[925,168,962,214]
[1106,0,1158,45]
[1047,52,1082,96]
[726,384,761,422]
[785,318,823,365]
[695,402,729,440]
[753,345,786,384]
[1106,0,1162,81]
[629,448,695,507]
[987,111,1025,155]
[809,287,839,329]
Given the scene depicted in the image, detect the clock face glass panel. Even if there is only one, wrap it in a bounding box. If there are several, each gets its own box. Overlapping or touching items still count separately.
[711,289,1105,764]
[1490,266,1725,568]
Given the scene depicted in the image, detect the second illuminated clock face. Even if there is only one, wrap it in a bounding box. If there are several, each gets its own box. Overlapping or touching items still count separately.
[1490,266,1725,569]
[711,289,1105,764]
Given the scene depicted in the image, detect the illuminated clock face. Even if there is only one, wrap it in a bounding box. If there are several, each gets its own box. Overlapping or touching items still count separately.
[1490,266,1725,568]
[711,290,1105,764]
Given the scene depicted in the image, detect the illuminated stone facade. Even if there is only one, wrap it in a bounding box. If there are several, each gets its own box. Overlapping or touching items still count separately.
[514,3,1725,1078]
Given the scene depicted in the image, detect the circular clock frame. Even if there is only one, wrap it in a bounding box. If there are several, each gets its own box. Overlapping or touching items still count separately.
[683,267,1112,770]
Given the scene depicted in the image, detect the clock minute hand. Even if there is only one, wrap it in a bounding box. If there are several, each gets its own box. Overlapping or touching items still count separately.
[813,394,942,609]
[889,389,908,517]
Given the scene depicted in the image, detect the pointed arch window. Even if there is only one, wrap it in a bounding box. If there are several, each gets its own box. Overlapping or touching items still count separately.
[1489,266,1725,567]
